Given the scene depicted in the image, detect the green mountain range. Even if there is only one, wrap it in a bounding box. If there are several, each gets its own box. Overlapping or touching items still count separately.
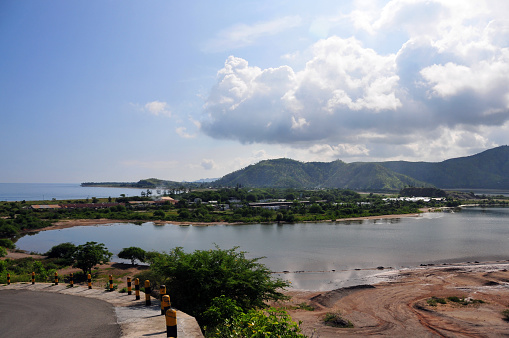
[213,146,509,190]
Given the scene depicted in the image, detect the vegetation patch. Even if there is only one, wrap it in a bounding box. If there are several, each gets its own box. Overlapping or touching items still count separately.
[323,312,354,328]
[426,296,485,307]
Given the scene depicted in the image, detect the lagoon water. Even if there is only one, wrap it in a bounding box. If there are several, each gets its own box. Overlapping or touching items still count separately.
[14,207,509,291]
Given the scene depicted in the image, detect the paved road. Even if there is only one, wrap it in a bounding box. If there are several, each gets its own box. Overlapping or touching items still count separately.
[0,289,121,337]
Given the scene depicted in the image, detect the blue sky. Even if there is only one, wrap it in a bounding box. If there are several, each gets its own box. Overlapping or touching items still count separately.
[1,0,508,183]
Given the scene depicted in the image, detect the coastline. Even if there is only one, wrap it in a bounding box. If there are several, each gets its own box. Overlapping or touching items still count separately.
[23,210,430,234]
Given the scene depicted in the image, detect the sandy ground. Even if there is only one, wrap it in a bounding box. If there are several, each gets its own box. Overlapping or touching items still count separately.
[275,262,509,337]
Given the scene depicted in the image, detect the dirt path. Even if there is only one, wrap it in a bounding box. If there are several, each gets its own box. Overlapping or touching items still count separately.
[278,263,509,337]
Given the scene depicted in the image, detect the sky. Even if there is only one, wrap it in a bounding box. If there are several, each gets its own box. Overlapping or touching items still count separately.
[1,0,508,183]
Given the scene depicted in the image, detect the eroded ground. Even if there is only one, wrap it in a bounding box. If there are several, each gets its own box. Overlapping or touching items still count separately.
[277,263,509,337]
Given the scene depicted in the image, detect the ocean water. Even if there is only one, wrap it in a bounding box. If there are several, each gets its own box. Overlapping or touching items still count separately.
[0,183,145,202]
[14,207,509,291]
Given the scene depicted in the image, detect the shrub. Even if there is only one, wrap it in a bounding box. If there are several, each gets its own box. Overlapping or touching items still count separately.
[148,246,289,328]
[205,306,305,337]
[502,309,509,321]
[0,238,15,249]
[324,312,354,328]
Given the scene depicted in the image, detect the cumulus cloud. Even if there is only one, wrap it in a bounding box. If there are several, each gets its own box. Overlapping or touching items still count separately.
[203,15,302,52]
[144,100,171,117]
[201,0,509,160]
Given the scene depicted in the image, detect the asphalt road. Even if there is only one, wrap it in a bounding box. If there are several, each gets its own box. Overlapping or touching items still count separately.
[0,289,121,337]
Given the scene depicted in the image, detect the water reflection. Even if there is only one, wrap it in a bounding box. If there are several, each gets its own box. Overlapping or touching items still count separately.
[14,207,509,290]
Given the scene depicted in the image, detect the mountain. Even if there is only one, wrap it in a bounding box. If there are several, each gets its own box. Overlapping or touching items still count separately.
[213,146,509,190]
[380,145,509,189]
[213,158,429,190]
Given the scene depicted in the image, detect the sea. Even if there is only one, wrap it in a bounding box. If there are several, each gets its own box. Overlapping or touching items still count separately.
[0,183,147,202]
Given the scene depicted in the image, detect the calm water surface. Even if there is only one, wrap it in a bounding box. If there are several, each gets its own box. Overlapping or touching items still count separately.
[0,183,145,201]
[15,207,509,290]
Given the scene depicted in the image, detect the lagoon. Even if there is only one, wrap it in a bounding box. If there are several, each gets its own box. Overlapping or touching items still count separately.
[14,207,509,291]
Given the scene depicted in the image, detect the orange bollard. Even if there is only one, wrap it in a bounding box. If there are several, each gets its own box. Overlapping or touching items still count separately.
[7,273,10,285]
[160,285,167,314]
[109,275,113,291]
[127,277,132,295]
[87,273,92,289]
[32,272,35,284]
[69,273,74,287]
[144,280,151,306]
[54,272,58,285]
[165,308,177,337]
[135,278,140,300]
[162,295,171,315]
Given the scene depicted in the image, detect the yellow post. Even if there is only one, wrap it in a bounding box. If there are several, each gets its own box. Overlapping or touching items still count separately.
[7,273,10,285]
[144,280,151,306]
[54,271,58,285]
[109,275,113,291]
[87,273,92,289]
[69,273,74,287]
[32,272,35,284]
[165,308,177,337]
[162,295,171,315]
[135,278,140,300]
[160,285,167,314]
[127,277,132,295]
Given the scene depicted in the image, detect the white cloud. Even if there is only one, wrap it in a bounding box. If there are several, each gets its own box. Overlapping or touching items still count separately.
[203,16,302,52]
[176,127,195,139]
[144,101,171,117]
[200,0,509,161]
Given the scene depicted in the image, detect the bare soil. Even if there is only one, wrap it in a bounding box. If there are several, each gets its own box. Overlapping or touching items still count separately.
[274,263,509,337]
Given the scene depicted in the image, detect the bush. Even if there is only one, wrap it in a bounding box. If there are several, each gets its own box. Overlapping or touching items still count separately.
[0,238,15,249]
[45,242,77,265]
[148,246,290,328]
[324,312,354,328]
[502,309,509,321]
[205,306,305,337]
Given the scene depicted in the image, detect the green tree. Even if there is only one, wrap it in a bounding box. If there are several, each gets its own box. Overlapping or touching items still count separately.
[148,246,289,327]
[118,246,147,265]
[45,242,77,265]
[73,242,112,274]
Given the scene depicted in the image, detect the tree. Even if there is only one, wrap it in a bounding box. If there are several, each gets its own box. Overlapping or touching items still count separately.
[118,246,146,265]
[148,246,289,327]
[45,242,76,265]
[73,242,112,274]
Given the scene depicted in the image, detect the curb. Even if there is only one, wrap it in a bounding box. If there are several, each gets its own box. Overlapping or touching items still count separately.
[1,282,203,337]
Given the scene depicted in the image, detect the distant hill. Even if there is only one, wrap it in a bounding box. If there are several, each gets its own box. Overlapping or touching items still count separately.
[83,146,509,191]
[380,145,509,189]
[212,158,429,190]
[213,146,509,190]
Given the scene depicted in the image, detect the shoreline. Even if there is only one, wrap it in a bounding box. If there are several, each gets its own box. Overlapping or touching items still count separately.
[22,210,431,234]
